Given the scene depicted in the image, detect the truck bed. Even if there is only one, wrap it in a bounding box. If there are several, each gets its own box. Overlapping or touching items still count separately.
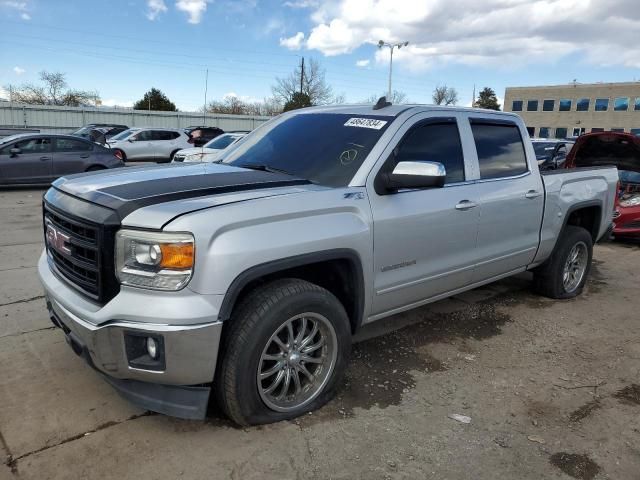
[534,166,619,265]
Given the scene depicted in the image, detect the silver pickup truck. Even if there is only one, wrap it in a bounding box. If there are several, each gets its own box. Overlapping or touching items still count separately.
[38,104,618,425]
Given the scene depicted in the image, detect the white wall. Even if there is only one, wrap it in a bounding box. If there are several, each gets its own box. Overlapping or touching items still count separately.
[0,102,271,134]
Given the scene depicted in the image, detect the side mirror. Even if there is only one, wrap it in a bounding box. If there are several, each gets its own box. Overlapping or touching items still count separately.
[9,147,21,157]
[378,161,446,193]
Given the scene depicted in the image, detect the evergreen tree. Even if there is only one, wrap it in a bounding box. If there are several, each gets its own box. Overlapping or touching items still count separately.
[476,87,501,111]
[133,88,177,111]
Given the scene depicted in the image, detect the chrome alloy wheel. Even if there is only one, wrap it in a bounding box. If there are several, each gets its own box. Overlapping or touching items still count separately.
[257,312,337,412]
[562,241,588,293]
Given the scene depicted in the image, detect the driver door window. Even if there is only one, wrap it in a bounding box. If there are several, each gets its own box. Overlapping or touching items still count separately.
[133,130,153,141]
[394,122,466,184]
[9,137,52,154]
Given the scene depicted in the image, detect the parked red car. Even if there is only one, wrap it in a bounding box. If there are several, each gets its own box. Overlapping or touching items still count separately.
[565,132,640,239]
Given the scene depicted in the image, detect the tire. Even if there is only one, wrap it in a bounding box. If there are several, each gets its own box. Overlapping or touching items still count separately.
[533,225,593,299]
[215,278,351,426]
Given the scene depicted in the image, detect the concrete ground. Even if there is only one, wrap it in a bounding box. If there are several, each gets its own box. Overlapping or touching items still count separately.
[1,187,639,480]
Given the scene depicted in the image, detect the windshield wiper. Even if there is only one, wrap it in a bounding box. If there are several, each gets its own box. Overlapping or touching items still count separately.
[237,164,296,177]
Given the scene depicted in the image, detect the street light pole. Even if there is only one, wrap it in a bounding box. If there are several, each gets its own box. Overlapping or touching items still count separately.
[378,40,409,101]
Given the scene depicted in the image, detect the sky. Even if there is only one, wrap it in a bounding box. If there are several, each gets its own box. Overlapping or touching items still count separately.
[1,0,640,112]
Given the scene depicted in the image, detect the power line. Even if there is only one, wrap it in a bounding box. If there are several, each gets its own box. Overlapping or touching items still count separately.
[0,22,440,91]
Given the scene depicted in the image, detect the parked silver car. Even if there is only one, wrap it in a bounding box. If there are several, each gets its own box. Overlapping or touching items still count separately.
[107,128,191,163]
[0,133,123,186]
[172,132,247,163]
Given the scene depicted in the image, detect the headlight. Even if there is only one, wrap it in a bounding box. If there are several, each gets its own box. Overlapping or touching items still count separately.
[619,195,640,208]
[115,230,194,290]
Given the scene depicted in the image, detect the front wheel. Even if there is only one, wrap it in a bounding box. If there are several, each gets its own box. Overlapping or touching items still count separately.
[215,278,351,426]
[533,225,593,299]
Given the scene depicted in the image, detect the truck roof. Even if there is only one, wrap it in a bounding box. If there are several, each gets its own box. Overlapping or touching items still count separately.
[293,103,520,119]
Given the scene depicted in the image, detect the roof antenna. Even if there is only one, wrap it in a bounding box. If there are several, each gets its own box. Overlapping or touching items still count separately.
[373,96,392,110]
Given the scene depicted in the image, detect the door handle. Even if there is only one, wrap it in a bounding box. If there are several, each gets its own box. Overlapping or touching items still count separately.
[80,154,90,158]
[525,190,542,199]
[455,200,478,211]
[40,156,51,161]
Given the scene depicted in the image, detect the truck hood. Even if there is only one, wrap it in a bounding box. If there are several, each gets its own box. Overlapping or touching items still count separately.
[52,163,312,225]
[571,133,640,174]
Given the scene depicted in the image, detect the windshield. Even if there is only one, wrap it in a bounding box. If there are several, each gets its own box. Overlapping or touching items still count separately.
[110,129,137,141]
[72,126,93,136]
[204,134,241,150]
[221,113,392,187]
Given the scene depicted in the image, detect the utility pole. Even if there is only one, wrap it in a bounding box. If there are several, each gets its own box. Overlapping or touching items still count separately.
[299,57,305,94]
[472,84,476,108]
[203,68,209,125]
[378,40,409,101]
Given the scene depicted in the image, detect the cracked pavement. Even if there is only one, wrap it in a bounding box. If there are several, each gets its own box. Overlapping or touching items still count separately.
[1,188,639,480]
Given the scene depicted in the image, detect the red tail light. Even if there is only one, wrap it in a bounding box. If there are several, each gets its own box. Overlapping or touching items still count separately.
[114,150,123,160]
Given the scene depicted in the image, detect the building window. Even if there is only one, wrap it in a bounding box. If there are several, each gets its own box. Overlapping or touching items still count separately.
[572,127,586,136]
[631,128,640,136]
[542,100,555,111]
[526,127,535,137]
[576,98,590,111]
[555,127,568,139]
[512,100,523,111]
[539,127,550,138]
[611,128,625,133]
[527,100,538,111]
[595,98,609,111]
[614,97,630,111]
[635,98,640,111]
[559,99,572,111]
[591,128,604,133]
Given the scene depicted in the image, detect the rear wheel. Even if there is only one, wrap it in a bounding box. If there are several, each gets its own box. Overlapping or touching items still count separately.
[215,278,351,426]
[533,226,593,299]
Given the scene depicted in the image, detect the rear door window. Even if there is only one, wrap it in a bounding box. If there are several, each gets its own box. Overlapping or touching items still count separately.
[152,131,178,140]
[395,121,465,184]
[471,122,528,179]
[54,138,92,152]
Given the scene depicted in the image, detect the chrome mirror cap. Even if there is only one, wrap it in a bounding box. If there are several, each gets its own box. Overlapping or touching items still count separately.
[392,161,446,178]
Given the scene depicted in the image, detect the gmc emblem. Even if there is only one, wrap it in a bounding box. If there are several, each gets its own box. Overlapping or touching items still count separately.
[46,221,72,256]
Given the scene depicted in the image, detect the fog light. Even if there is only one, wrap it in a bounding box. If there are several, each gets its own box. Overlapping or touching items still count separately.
[147,337,158,359]
[124,332,165,371]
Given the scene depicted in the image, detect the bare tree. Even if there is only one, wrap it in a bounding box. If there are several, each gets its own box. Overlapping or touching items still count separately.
[206,95,283,116]
[272,58,335,105]
[40,71,67,105]
[6,70,99,106]
[432,85,458,105]
[364,90,409,104]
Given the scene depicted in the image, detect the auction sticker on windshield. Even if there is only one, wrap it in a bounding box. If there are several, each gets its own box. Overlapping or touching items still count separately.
[344,118,388,129]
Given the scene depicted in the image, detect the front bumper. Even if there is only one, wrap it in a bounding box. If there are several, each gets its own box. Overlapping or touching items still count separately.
[38,252,224,419]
